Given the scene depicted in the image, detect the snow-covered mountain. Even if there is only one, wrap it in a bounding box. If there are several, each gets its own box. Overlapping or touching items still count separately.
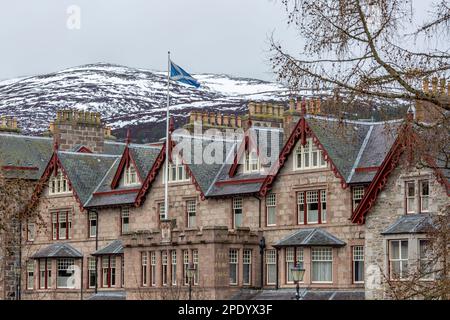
[0,63,290,142]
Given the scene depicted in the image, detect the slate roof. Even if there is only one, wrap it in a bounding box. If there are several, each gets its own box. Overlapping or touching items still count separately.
[32,243,83,259]
[129,144,162,181]
[274,228,346,247]
[92,240,123,256]
[0,133,53,179]
[58,152,119,205]
[381,214,434,235]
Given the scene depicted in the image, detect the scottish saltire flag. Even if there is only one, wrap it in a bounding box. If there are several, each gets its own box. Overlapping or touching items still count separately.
[170,61,200,88]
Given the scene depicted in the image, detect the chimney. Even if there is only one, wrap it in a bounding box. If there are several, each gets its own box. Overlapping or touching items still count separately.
[249,102,256,115]
[53,109,105,153]
[216,113,223,126]
[237,116,242,128]
[415,77,449,123]
[202,112,209,124]
[289,98,295,112]
[230,115,236,127]
[223,115,230,127]
[0,116,20,134]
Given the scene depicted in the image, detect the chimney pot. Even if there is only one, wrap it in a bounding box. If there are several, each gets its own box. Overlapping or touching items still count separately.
[432,77,438,94]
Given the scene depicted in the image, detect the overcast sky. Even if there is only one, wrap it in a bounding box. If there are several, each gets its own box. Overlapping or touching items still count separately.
[0,0,434,81]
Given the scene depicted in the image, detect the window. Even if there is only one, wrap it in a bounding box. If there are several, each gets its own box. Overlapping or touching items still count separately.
[186,200,196,228]
[49,171,71,195]
[352,246,364,283]
[266,249,277,285]
[266,193,276,226]
[162,250,168,286]
[102,256,116,288]
[88,257,96,289]
[27,261,35,290]
[183,250,189,285]
[121,257,124,288]
[312,247,333,283]
[39,259,52,289]
[88,212,97,238]
[167,156,189,183]
[52,211,72,240]
[406,181,416,213]
[171,250,177,285]
[27,221,35,241]
[124,164,139,186]
[352,186,364,211]
[233,197,243,228]
[193,249,199,285]
[297,190,326,224]
[121,207,130,234]
[229,249,238,285]
[294,138,326,170]
[389,240,408,280]
[286,248,295,284]
[57,259,74,289]
[419,240,433,280]
[244,151,260,173]
[150,252,156,286]
[420,180,429,212]
[243,249,252,285]
[158,202,166,221]
[141,252,148,286]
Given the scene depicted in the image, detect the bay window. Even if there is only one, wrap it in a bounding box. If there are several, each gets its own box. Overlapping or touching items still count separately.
[102,256,116,288]
[266,193,276,226]
[389,240,408,280]
[27,261,35,290]
[294,138,326,170]
[88,257,97,289]
[229,249,238,285]
[266,249,277,285]
[52,211,72,240]
[243,249,252,285]
[57,259,75,289]
[311,247,333,283]
[39,259,52,289]
[352,246,364,283]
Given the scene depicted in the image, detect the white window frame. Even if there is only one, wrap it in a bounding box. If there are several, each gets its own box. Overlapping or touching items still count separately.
[158,202,166,221]
[49,171,71,195]
[352,186,365,211]
[162,250,168,286]
[186,200,196,228]
[266,249,277,285]
[171,250,177,286]
[420,180,430,213]
[150,252,156,287]
[167,156,190,183]
[406,181,416,213]
[89,212,97,238]
[229,249,238,285]
[121,207,130,234]
[88,257,97,289]
[352,246,364,284]
[294,138,326,171]
[286,247,295,284]
[233,197,243,229]
[311,247,333,283]
[27,261,35,290]
[183,250,189,286]
[266,193,276,226]
[57,258,75,289]
[243,150,260,173]
[193,249,199,286]
[27,221,35,241]
[141,252,148,286]
[124,164,139,186]
[389,240,409,280]
[243,249,252,286]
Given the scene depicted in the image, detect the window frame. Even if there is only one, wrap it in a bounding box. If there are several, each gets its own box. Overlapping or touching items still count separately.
[121,207,130,234]
[171,250,177,286]
[48,171,72,195]
[229,249,239,285]
[141,252,148,287]
[352,186,365,212]
[150,251,156,287]
[311,247,333,283]
[27,220,35,242]
[232,197,243,229]
[88,211,97,238]
[167,156,190,183]
[405,181,416,214]
[297,190,326,225]
[186,200,197,228]
[101,256,116,288]
[389,239,409,280]
[88,257,97,289]
[352,246,364,284]
[293,138,327,171]
[266,249,277,285]
[124,164,139,186]
[51,210,72,240]
[57,258,75,289]
[266,193,277,226]
[243,249,252,286]
[243,150,261,173]
[419,180,430,213]
[27,260,35,290]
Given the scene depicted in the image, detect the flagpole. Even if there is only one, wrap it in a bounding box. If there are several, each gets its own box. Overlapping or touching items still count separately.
[164,51,170,219]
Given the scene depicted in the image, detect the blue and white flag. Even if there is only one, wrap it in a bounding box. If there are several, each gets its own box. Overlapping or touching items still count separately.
[170,61,200,88]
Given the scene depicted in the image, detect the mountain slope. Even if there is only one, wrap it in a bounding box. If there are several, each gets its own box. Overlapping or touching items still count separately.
[0,63,289,142]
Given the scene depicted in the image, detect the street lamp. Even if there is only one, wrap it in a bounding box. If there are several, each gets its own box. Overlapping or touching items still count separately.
[291,266,305,300]
[186,263,196,300]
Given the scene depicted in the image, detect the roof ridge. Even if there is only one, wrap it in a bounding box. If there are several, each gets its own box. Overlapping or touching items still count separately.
[306,115,404,125]
[347,125,374,183]
[58,151,120,158]
[0,133,52,140]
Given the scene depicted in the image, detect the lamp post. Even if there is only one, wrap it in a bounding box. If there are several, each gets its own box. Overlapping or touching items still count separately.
[186,263,196,300]
[291,265,305,300]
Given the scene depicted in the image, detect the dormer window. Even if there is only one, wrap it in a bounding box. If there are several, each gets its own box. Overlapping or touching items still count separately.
[244,151,260,173]
[167,156,189,183]
[49,171,71,195]
[294,138,326,170]
[124,164,139,186]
